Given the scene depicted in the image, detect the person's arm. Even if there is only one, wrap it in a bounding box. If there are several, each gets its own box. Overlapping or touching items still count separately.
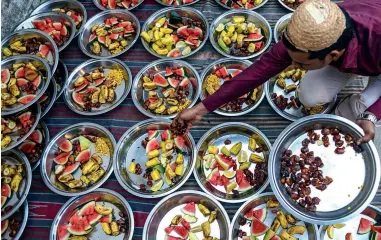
[366,97,381,120]
[356,97,380,144]
[202,41,292,112]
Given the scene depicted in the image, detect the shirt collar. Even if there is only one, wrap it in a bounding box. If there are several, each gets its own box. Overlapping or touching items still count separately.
[340,33,359,69]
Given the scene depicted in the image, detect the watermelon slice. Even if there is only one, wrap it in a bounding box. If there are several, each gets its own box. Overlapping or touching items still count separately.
[62,162,80,175]
[181,202,195,216]
[174,136,186,151]
[165,226,175,234]
[230,69,242,78]
[245,207,267,222]
[1,69,10,84]
[215,154,234,170]
[1,184,11,198]
[57,224,70,240]
[372,225,381,233]
[161,130,173,141]
[78,201,96,216]
[370,232,381,240]
[59,139,73,152]
[238,176,251,192]
[1,196,7,208]
[98,213,112,223]
[165,67,174,77]
[75,149,91,162]
[358,217,374,234]
[15,67,25,78]
[54,152,71,165]
[153,73,168,87]
[181,218,191,231]
[87,212,102,225]
[28,129,43,144]
[251,217,269,236]
[146,138,160,153]
[147,130,159,140]
[1,220,9,235]
[174,226,188,239]
[207,168,220,186]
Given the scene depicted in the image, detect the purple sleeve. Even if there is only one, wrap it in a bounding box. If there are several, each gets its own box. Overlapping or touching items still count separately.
[366,97,381,120]
[202,41,292,112]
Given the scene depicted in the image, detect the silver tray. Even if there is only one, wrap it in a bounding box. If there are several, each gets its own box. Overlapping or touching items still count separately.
[1,150,32,220]
[200,58,265,116]
[1,55,52,116]
[141,7,209,60]
[194,122,271,203]
[132,59,201,119]
[1,102,41,153]
[15,12,76,52]
[54,59,68,99]
[40,77,57,118]
[31,0,87,37]
[78,10,140,59]
[318,205,381,239]
[209,10,272,60]
[278,0,296,12]
[142,190,230,240]
[50,188,134,240]
[63,59,132,116]
[40,122,116,196]
[215,0,268,10]
[274,13,292,43]
[1,29,59,74]
[230,192,319,240]
[114,119,197,198]
[93,0,144,11]
[1,201,28,240]
[268,114,380,224]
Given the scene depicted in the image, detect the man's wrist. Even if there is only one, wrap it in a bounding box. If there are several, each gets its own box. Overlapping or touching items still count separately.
[357,112,377,124]
[195,102,209,116]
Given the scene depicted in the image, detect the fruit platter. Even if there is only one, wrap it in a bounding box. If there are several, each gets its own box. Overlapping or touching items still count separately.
[53,60,68,99]
[201,59,264,116]
[279,0,304,11]
[1,201,28,240]
[140,8,208,59]
[18,121,49,171]
[1,55,51,115]
[40,123,116,196]
[274,13,292,43]
[143,190,230,239]
[132,59,201,118]
[15,12,76,52]
[319,205,381,240]
[230,192,319,240]
[78,10,140,59]
[114,119,196,198]
[216,0,267,10]
[30,0,87,37]
[1,29,59,73]
[210,11,271,59]
[64,59,132,115]
[155,0,200,7]
[1,150,32,220]
[265,67,337,121]
[1,103,41,152]
[38,77,57,118]
[195,122,271,203]
[269,115,380,224]
[93,0,143,11]
[50,188,134,240]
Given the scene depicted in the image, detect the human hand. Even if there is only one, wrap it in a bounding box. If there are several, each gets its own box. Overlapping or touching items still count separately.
[173,103,209,132]
[356,119,376,144]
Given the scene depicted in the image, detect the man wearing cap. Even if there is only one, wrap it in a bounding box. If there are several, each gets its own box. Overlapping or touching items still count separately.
[175,0,381,144]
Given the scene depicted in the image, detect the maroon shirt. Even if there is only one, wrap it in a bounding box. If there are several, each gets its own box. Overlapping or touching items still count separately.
[203,0,381,120]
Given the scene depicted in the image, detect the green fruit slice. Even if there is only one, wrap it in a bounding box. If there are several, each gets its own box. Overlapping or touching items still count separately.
[216,23,225,32]
[176,41,187,48]
[238,150,248,163]
[223,170,236,178]
[182,46,191,55]
[151,179,164,192]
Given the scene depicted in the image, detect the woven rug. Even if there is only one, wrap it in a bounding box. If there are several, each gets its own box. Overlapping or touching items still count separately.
[18,0,379,239]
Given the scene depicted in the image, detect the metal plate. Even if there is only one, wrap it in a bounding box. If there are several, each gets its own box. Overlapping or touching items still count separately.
[132,59,201,119]
[54,60,68,99]
[264,67,337,121]
[142,190,230,240]
[63,59,132,116]
[194,122,271,203]
[215,0,268,10]
[274,13,292,43]
[1,201,28,240]
[200,58,265,116]
[30,0,87,37]
[209,10,272,60]
[278,0,297,12]
[78,10,140,59]
[40,123,116,196]
[1,103,41,153]
[1,150,32,220]
[15,12,76,52]
[269,114,380,224]
[50,188,134,240]
[1,55,52,116]
[40,77,57,118]
[1,29,59,74]
[114,119,196,198]
[319,205,381,239]
[141,7,209,60]
[230,192,319,240]
[93,0,144,11]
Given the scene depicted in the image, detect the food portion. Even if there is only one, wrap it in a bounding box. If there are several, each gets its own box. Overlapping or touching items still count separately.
[57,200,128,239]
[214,16,266,57]
[52,7,84,31]
[98,0,140,9]
[1,217,23,238]
[204,63,262,113]
[31,17,72,48]
[324,217,381,240]
[141,65,194,116]
[38,80,54,114]
[1,162,26,213]
[18,124,46,166]
[70,66,126,112]
[88,16,136,56]
[140,11,205,57]
[159,0,195,6]
[282,0,304,10]
[220,0,263,9]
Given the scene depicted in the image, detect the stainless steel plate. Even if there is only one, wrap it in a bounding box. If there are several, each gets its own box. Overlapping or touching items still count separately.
[78,10,140,59]
[230,192,319,240]
[50,188,134,240]
[318,205,381,239]
[40,77,57,118]
[1,103,41,153]
[1,201,29,240]
[63,59,132,116]
[40,123,116,196]
[274,13,292,43]
[93,0,144,11]
[269,114,380,224]
[209,10,272,60]
[215,0,268,10]
[278,0,296,12]
[142,190,230,240]
[1,55,52,116]
[1,29,59,73]
[200,58,265,116]
[54,60,68,99]
[15,12,76,52]
[31,0,87,37]
[194,122,271,203]
[141,7,209,60]
[114,119,196,198]
[1,150,32,220]
[132,59,201,119]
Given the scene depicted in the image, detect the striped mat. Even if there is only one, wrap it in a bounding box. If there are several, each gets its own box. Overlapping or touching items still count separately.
[21,0,380,239]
